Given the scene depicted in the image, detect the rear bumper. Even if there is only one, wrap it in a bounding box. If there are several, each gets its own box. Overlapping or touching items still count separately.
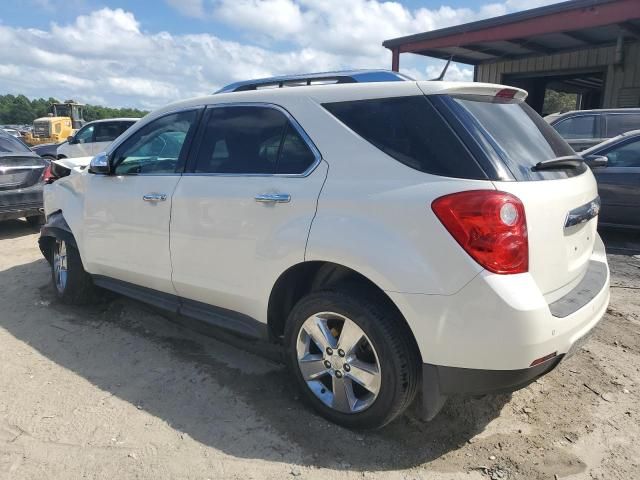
[425,355,562,397]
[0,186,43,221]
[389,235,610,420]
[388,234,610,371]
[419,312,603,420]
[420,355,563,420]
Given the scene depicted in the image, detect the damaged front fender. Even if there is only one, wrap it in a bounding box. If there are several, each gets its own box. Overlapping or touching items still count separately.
[39,212,77,264]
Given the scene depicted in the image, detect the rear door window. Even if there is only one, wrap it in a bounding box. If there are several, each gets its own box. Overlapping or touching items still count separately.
[115,121,136,137]
[323,96,486,179]
[605,114,640,137]
[277,124,317,174]
[554,115,597,139]
[444,95,581,181]
[94,122,125,143]
[193,106,317,175]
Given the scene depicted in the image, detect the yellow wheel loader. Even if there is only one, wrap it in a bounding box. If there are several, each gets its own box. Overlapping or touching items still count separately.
[23,101,85,146]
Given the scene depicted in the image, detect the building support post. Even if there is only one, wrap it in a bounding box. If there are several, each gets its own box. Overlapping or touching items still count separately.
[391,48,400,72]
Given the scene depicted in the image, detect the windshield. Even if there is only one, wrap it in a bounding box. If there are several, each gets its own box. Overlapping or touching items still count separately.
[445,95,583,180]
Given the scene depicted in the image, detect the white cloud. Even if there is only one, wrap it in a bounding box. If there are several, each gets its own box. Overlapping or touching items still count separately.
[0,1,563,109]
[0,8,350,108]
[209,0,561,58]
[165,0,206,19]
[399,62,474,84]
[215,0,305,37]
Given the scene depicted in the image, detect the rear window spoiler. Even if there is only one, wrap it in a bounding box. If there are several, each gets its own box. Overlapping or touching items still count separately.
[417,82,528,101]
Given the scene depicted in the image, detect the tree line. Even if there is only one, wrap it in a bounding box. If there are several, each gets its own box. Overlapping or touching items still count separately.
[0,94,148,125]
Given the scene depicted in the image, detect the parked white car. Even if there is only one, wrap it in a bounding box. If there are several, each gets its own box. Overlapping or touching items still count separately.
[39,77,610,429]
[57,118,138,159]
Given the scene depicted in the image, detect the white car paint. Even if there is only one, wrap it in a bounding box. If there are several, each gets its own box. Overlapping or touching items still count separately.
[82,174,180,294]
[43,79,609,374]
[170,161,329,322]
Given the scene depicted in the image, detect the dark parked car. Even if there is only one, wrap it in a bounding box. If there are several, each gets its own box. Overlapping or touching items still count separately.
[546,108,640,152]
[30,141,67,160]
[0,130,48,226]
[582,130,640,230]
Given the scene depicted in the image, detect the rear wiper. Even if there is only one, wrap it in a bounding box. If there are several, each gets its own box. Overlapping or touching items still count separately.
[532,155,584,171]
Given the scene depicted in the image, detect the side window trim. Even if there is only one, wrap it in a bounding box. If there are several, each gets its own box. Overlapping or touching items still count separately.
[184,102,322,178]
[110,106,204,176]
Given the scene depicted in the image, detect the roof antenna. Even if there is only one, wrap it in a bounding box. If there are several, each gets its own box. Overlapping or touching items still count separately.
[432,55,453,81]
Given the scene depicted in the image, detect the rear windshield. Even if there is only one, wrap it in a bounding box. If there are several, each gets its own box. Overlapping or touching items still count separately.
[444,95,582,180]
[322,96,487,179]
[0,133,32,154]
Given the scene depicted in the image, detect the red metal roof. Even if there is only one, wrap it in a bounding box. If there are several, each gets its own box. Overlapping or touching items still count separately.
[383,0,640,66]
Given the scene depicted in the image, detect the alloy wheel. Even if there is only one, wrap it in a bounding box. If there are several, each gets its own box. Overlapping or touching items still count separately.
[53,239,68,294]
[296,312,381,414]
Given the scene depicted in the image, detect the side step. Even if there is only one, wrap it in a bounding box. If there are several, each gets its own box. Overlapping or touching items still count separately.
[92,275,268,340]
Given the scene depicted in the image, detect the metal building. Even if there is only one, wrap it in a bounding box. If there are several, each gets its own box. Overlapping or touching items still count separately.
[383,0,640,113]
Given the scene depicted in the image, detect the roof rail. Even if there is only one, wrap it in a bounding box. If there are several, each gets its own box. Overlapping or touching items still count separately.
[215,69,412,94]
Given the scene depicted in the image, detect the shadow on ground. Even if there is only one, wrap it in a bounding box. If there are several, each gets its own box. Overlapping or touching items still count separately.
[0,219,39,241]
[0,257,510,471]
[600,227,640,255]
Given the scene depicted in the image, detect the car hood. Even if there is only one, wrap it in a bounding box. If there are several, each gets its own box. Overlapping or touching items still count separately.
[52,156,92,174]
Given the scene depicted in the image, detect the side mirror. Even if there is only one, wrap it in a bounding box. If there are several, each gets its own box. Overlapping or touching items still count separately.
[67,135,76,144]
[88,152,110,175]
[583,154,608,168]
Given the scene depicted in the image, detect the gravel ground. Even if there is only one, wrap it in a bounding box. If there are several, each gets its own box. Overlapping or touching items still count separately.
[0,220,638,480]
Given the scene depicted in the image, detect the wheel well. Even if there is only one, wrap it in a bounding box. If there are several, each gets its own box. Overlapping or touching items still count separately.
[267,261,420,357]
[38,211,74,264]
[57,154,67,159]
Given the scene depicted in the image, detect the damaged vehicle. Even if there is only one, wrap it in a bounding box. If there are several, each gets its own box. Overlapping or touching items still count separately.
[39,73,610,429]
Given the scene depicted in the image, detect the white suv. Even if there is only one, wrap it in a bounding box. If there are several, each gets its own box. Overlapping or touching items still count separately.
[39,77,610,429]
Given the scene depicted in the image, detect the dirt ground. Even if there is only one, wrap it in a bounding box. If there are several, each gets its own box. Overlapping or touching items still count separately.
[0,220,638,480]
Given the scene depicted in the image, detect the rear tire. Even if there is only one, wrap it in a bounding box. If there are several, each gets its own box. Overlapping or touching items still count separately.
[50,239,95,305]
[285,288,420,430]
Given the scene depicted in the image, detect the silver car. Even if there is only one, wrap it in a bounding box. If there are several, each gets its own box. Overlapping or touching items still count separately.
[546,108,640,152]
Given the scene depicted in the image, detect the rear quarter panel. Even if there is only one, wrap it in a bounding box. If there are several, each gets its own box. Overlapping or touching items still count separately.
[290,97,488,295]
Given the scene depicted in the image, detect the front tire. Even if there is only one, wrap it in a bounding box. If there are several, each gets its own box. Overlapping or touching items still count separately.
[285,289,420,429]
[50,239,95,304]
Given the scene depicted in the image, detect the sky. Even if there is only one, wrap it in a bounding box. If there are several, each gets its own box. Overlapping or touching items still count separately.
[0,0,563,109]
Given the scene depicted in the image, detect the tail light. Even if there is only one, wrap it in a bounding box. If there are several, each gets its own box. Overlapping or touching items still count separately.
[495,88,517,99]
[432,190,528,274]
[42,163,57,184]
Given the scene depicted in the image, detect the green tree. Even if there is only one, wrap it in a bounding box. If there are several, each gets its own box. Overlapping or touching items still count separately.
[543,90,578,115]
[0,94,148,125]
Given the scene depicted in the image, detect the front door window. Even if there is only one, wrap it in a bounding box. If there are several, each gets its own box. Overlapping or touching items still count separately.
[112,111,198,175]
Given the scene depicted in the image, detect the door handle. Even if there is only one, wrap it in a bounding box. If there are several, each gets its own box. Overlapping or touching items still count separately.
[254,193,291,203]
[142,193,167,202]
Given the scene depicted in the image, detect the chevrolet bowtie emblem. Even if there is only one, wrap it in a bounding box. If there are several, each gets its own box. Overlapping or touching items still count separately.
[564,196,601,229]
